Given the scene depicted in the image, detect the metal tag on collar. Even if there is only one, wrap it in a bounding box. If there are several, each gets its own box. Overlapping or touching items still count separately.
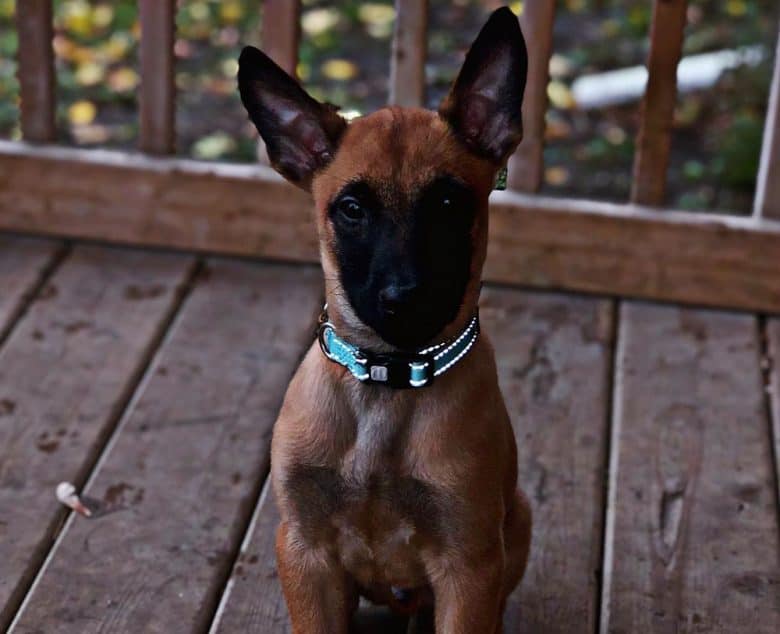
[362,350,435,389]
[494,166,507,191]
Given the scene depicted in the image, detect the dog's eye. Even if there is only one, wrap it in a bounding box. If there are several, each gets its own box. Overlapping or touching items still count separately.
[337,197,366,223]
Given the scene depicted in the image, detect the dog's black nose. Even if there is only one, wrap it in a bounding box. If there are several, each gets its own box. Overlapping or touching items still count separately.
[378,283,419,316]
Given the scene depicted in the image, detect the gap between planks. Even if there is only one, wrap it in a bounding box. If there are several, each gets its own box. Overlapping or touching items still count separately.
[1,250,200,632]
[0,238,67,350]
[764,318,780,522]
[600,302,780,633]
[9,259,323,634]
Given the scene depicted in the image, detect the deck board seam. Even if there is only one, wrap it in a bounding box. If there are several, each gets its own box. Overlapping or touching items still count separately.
[758,316,780,542]
[597,300,628,634]
[4,256,202,633]
[0,241,69,352]
[200,289,323,634]
[592,298,619,634]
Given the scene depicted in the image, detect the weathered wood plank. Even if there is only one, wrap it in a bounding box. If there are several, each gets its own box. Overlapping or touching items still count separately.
[209,288,613,633]
[0,143,318,263]
[0,245,193,631]
[3,143,780,314]
[507,0,556,192]
[601,302,780,632]
[15,0,56,142]
[262,0,301,76]
[139,0,176,155]
[10,260,322,634]
[630,0,688,206]
[389,0,428,107]
[0,236,61,343]
[754,25,780,219]
[485,289,613,633]
[487,191,780,314]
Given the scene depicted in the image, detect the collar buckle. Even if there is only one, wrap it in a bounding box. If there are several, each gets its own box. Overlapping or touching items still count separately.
[362,350,435,389]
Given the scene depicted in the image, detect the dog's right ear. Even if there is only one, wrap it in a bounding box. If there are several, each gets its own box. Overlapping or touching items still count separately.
[238,46,347,190]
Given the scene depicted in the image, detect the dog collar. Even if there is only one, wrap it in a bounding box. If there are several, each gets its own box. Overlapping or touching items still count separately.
[317,309,480,389]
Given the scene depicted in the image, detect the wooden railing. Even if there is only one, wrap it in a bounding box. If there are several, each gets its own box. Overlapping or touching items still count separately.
[2,1,780,313]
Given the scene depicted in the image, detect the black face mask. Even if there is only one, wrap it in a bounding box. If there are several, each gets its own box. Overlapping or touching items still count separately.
[329,176,476,350]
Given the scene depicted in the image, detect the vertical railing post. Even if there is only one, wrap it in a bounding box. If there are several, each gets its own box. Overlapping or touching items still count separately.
[630,0,688,206]
[139,0,176,155]
[389,0,428,108]
[16,0,56,143]
[507,0,556,193]
[261,0,301,77]
[754,25,780,220]
[257,0,301,162]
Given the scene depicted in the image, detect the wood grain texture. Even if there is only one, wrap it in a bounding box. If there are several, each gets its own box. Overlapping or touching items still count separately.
[0,143,318,263]
[483,288,613,633]
[754,25,780,219]
[767,318,780,510]
[0,246,192,631]
[139,0,176,155]
[209,288,613,633]
[10,261,322,634]
[3,143,780,314]
[0,236,60,343]
[630,0,688,206]
[261,0,301,76]
[507,0,556,192]
[487,191,780,314]
[389,0,428,107]
[15,0,56,142]
[601,302,780,633]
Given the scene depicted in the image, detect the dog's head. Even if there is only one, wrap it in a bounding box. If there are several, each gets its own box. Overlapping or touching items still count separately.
[239,7,527,350]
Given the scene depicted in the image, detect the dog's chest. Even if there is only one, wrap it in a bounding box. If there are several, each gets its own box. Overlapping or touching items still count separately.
[286,461,443,586]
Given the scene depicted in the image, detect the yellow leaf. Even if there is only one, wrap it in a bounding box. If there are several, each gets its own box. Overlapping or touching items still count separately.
[62,0,93,37]
[68,100,97,126]
[301,8,340,36]
[509,2,524,16]
[108,67,139,92]
[604,125,627,145]
[220,1,243,23]
[547,81,575,109]
[75,62,105,86]
[189,2,210,21]
[358,2,396,37]
[221,58,239,78]
[92,4,113,29]
[321,59,358,81]
[0,0,14,19]
[102,34,130,62]
[545,166,570,186]
[725,0,747,16]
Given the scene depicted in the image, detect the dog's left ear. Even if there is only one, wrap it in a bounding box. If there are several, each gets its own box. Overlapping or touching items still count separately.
[439,7,528,165]
[238,46,347,190]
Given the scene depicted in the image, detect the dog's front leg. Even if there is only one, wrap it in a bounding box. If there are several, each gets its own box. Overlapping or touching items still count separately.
[276,522,354,634]
[431,554,505,634]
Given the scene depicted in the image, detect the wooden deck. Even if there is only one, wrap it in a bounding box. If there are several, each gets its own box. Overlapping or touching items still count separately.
[1,235,779,633]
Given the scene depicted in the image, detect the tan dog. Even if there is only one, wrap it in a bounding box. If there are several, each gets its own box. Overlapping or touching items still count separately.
[238,7,531,633]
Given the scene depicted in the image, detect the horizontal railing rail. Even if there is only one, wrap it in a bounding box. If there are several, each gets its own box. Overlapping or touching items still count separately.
[2,0,780,312]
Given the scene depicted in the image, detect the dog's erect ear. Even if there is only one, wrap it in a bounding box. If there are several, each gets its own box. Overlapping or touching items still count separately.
[438,7,528,165]
[238,46,347,190]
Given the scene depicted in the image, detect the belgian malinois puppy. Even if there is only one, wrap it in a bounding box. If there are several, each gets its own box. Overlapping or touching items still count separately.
[238,7,531,633]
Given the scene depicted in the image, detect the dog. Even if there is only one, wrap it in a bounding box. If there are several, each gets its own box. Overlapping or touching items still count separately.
[238,7,531,633]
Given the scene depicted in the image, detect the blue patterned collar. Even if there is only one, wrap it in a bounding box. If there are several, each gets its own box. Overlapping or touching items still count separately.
[317,308,480,389]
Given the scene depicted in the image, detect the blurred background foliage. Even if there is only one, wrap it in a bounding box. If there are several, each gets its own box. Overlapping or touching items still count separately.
[0,0,777,213]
